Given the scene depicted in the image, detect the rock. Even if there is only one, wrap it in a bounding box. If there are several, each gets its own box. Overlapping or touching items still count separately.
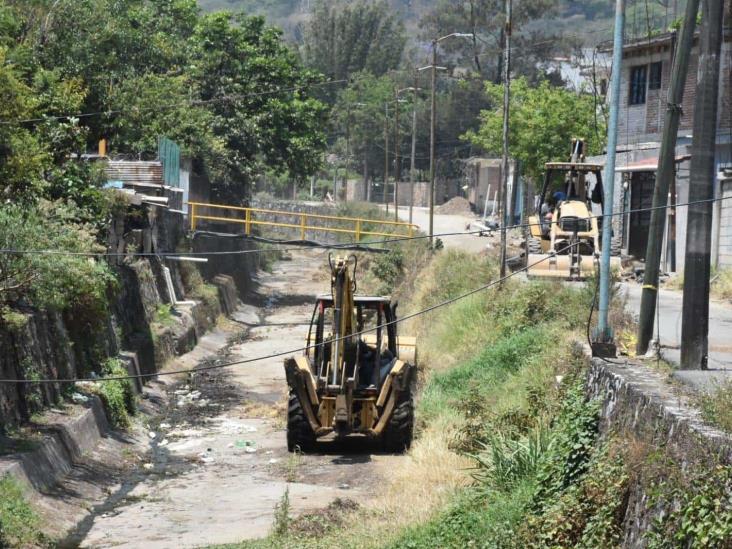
[71,393,89,404]
[143,463,154,471]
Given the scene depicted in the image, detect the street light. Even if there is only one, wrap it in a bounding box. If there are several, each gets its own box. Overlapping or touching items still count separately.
[419,32,474,247]
[394,87,421,222]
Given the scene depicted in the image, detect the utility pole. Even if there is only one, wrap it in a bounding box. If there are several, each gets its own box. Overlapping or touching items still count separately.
[384,102,389,213]
[429,42,437,247]
[499,0,512,281]
[394,89,400,221]
[419,33,472,246]
[593,0,625,355]
[680,0,724,370]
[637,0,700,355]
[345,103,351,204]
[410,75,418,226]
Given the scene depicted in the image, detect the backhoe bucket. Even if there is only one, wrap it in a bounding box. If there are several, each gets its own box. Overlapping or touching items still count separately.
[527,254,620,280]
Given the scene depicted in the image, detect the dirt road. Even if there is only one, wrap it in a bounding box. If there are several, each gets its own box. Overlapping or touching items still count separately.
[65,250,397,548]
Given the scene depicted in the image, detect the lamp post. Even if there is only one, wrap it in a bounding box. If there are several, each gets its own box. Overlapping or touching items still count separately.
[394,89,419,222]
[419,32,473,247]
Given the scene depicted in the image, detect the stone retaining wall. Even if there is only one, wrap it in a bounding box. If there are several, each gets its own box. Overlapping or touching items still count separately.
[586,358,732,547]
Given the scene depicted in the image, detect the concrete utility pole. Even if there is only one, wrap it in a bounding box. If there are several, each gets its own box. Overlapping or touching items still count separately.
[429,43,437,246]
[384,102,389,212]
[594,0,625,353]
[499,0,512,281]
[420,32,472,247]
[680,0,725,370]
[394,90,400,221]
[410,76,419,225]
[637,0,700,355]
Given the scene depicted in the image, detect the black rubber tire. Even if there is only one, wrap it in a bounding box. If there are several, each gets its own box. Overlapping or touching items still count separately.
[287,392,316,453]
[610,236,622,257]
[382,391,414,453]
[527,237,543,254]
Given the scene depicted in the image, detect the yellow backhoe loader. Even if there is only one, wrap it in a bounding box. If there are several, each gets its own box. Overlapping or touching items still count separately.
[284,255,416,453]
[525,139,622,280]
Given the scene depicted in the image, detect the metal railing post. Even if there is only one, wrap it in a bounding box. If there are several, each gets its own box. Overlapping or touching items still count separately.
[190,203,197,231]
[300,213,306,240]
[355,219,361,242]
[245,209,251,235]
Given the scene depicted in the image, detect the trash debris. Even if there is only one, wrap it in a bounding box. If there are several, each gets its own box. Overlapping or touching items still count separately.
[148,431,156,439]
[268,458,279,464]
[245,446,256,454]
[227,443,234,448]
[245,426,258,433]
[200,456,215,464]
[143,463,154,471]
[71,393,89,404]
[159,422,171,430]
[159,438,169,447]
[339,483,351,490]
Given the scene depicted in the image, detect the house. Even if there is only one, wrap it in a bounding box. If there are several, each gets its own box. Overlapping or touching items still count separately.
[594,9,732,272]
[464,157,524,221]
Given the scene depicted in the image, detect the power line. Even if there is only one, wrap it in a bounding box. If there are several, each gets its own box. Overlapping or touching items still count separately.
[0,240,580,385]
[0,194,729,258]
[0,25,620,128]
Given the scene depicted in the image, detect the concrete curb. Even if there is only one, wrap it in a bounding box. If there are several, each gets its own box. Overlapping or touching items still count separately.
[0,396,109,492]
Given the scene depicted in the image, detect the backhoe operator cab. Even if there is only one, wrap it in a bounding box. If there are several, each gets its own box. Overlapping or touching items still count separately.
[525,138,621,280]
[284,256,416,453]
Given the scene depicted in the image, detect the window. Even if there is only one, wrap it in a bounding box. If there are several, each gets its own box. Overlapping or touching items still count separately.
[649,61,662,90]
[629,65,647,105]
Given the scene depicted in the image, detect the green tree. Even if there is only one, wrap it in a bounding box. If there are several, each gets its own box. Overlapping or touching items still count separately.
[466,78,605,183]
[419,0,570,84]
[302,0,406,100]
[189,12,327,200]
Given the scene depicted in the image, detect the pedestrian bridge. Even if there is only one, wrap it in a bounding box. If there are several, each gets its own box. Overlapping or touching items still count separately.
[189,201,418,242]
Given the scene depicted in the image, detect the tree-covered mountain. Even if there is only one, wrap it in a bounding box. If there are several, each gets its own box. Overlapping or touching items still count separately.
[197,0,689,47]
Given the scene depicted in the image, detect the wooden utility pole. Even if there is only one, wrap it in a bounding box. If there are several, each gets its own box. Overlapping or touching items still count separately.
[637,0,700,355]
[680,0,725,370]
[499,0,512,281]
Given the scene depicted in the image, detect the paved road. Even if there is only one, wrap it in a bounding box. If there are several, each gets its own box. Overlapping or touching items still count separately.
[622,284,732,370]
[392,205,493,253]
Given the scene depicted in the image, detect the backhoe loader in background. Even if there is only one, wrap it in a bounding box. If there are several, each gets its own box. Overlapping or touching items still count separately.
[525,139,622,280]
[284,255,416,453]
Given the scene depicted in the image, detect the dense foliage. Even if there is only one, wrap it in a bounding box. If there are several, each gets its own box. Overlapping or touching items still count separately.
[0,0,327,202]
[467,77,606,183]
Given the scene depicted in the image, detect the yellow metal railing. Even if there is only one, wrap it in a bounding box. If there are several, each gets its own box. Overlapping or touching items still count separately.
[188,202,418,241]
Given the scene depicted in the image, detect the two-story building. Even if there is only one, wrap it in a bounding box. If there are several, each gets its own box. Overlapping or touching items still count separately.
[595,8,732,273]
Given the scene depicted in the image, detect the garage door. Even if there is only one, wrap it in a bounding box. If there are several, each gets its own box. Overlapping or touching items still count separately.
[720,179,732,267]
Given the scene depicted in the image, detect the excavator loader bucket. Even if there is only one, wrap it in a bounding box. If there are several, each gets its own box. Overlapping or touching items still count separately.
[527,254,621,280]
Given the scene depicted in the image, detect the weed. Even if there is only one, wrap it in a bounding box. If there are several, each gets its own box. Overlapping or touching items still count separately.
[272,488,291,538]
[154,303,176,327]
[285,449,301,483]
[0,475,44,547]
[88,358,136,429]
[694,380,732,434]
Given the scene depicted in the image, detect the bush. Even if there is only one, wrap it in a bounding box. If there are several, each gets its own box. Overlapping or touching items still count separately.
[0,475,44,547]
[94,358,136,429]
[0,201,115,316]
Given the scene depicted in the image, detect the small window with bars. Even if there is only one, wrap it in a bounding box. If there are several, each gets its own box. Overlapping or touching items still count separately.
[629,65,647,105]
[649,61,662,90]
